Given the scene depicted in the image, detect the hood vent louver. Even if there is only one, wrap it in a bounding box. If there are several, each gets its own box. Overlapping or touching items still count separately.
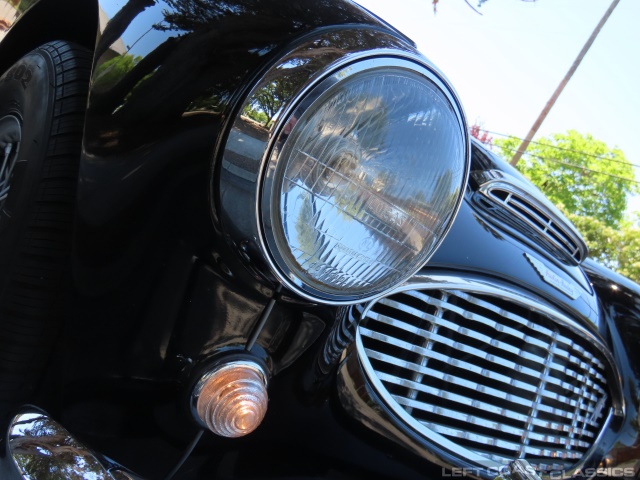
[472,171,588,265]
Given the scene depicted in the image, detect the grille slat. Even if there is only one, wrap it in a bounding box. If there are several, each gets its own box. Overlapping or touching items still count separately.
[392,395,592,449]
[364,348,603,430]
[362,322,600,416]
[376,371,596,438]
[392,394,527,437]
[478,185,587,264]
[440,290,608,380]
[413,290,607,374]
[357,285,615,472]
[418,421,584,459]
[365,348,539,408]
[374,296,607,401]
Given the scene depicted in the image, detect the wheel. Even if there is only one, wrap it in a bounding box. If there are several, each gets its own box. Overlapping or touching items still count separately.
[0,41,91,412]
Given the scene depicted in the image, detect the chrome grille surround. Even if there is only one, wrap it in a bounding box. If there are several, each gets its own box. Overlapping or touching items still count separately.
[355,276,624,475]
[472,172,588,265]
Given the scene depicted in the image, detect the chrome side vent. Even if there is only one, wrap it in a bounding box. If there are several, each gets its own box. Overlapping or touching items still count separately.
[472,173,588,265]
[356,280,623,474]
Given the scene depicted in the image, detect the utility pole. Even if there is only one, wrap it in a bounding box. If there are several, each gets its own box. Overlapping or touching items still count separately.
[510,0,621,166]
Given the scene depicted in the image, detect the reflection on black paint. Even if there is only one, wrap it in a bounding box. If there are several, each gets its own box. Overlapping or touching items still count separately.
[87,0,391,153]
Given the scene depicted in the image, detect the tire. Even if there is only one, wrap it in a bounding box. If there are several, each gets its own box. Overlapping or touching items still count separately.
[0,41,91,411]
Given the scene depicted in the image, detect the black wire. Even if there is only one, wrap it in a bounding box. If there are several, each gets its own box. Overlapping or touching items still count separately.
[480,129,640,168]
[164,429,205,480]
[499,145,640,185]
[245,283,282,351]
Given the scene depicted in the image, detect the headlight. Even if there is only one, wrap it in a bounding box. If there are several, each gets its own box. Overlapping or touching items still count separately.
[218,30,469,304]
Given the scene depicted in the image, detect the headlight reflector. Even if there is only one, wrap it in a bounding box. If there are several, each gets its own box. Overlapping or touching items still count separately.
[260,60,468,302]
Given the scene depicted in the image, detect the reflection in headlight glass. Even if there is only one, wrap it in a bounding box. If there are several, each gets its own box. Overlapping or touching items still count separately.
[269,67,466,298]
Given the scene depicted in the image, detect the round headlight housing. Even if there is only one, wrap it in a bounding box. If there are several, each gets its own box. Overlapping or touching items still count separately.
[259,57,468,303]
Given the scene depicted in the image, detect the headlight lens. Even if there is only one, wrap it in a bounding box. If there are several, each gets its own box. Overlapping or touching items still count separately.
[260,60,468,302]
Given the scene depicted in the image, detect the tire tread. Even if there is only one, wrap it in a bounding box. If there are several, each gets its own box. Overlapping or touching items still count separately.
[0,40,91,408]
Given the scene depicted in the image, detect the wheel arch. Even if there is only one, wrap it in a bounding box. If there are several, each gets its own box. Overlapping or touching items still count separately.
[0,0,99,75]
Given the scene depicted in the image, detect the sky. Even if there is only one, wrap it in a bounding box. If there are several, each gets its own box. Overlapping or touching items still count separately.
[356,0,640,213]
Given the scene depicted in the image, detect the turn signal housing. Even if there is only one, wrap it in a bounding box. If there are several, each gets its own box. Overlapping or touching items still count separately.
[192,361,268,438]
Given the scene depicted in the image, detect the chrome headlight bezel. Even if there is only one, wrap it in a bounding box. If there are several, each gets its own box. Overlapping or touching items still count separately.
[217,28,470,304]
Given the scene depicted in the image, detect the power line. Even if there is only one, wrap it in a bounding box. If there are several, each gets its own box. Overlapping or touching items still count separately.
[509,0,621,166]
[480,130,640,169]
[499,145,640,186]
[500,145,640,185]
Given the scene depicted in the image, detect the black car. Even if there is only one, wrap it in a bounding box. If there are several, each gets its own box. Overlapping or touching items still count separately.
[0,1,638,479]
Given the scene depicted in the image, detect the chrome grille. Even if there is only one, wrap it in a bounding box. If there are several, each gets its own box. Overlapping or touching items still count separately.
[357,285,615,473]
[478,185,586,264]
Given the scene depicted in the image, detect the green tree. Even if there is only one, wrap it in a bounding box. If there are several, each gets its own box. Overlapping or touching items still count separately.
[617,225,640,281]
[242,105,269,125]
[568,213,640,283]
[245,77,299,127]
[496,130,638,228]
[92,53,143,91]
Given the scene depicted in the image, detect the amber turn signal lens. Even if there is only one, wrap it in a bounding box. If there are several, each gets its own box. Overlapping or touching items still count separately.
[194,362,268,438]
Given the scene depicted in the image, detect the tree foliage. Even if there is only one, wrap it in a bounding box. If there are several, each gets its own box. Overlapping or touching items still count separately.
[495,130,638,228]
[568,213,640,283]
[244,79,297,127]
[494,130,639,281]
[93,54,143,91]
